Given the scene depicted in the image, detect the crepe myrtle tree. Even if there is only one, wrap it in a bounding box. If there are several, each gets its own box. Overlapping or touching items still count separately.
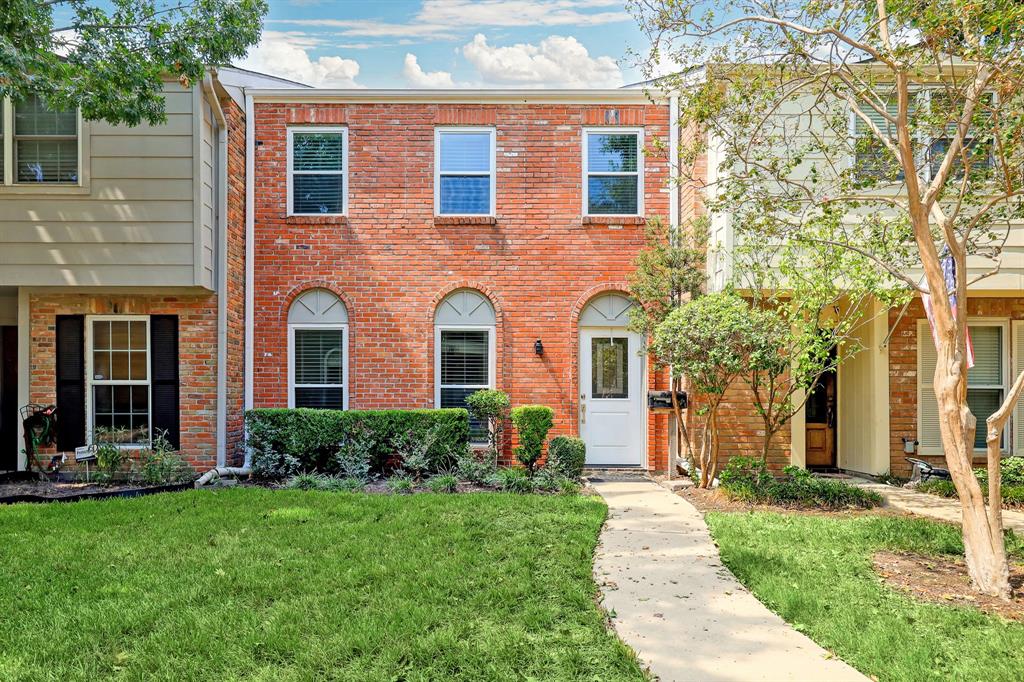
[628,216,708,474]
[2,0,267,126]
[631,0,1024,597]
[735,228,911,465]
[652,292,754,488]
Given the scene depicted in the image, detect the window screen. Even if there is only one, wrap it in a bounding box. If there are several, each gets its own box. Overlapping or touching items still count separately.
[290,130,345,214]
[585,132,639,215]
[14,95,78,184]
[437,131,493,215]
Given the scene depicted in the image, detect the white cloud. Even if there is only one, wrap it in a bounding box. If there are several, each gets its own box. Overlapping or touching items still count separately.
[418,0,629,28]
[461,33,623,87]
[237,31,362,88]
[402,53,457,88]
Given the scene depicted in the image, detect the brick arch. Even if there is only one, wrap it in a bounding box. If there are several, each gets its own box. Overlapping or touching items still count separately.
[427,281,505,325]
[279,280,357,325]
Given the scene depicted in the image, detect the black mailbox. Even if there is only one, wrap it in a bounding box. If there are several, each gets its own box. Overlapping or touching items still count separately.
[648,390,687,410]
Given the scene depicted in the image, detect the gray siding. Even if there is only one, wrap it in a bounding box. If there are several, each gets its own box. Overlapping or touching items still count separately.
[0,82,213,289]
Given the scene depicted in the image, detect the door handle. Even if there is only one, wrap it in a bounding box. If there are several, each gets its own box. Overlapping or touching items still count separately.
[580,395,586,424]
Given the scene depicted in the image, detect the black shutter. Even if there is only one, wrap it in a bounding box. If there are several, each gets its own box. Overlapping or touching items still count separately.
[55,315,86,451]
[150,315,180,449]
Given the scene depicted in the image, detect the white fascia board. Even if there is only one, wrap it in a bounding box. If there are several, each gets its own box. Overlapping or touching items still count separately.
[248,88,668,105]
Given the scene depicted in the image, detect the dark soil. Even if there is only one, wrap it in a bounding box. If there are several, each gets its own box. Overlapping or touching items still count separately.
[674,482,910,518]
[873,550,1024,621]
[0,479,190,503]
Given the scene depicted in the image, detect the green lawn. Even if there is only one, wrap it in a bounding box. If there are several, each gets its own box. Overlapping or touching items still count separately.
[0,489,644,681]
[706,511,1024,682]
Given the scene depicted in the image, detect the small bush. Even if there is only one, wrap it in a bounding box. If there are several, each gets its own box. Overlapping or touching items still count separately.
[92,427,132,484]
[138,432,193,485]
[285,472,331,490]
[510,405,554,474]
[394,429,435,481]
[719,463,882,510]
[919,476,1024,508]
[334,428,374,483]
[976,457,1024,487]
[323,477,365,493]
[558,478,582,495]
[455,446,497,484]
[533,468,563,493]
[388,474,414,494]
[246,408,469,478]
[428,472,459,494]
[548,436,586,480]
[495,467,534,494]
[466,389,511,455]
[918,479,958,498]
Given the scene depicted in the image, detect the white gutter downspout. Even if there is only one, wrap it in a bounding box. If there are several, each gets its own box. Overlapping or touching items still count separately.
[242,90,256,468]
[667,93,681,479]
[202,73,229,468]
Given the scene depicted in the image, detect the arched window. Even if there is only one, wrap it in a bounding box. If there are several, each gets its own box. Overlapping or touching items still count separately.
[434,289,496,441]
[288,289,349,409]
[579,292,634,328]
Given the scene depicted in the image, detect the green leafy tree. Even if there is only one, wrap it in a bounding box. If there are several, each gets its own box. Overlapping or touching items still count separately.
[466,389,511,464]
[737,231,911,465]
[2,0,267,126]
[632,0,1024,597]
[628,216,708,474]
[652,292,755,488]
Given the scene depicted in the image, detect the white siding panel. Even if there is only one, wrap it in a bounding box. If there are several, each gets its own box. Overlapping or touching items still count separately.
[0,200,193,223]
[91,179,194,202]
[90,135,194,157]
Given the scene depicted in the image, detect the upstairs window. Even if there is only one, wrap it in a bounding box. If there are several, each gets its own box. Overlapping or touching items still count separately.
[288,127,347,215]
[584,128,643,216]
[852,100,904,182]
[2,95,79,185]
[435,128,495,215]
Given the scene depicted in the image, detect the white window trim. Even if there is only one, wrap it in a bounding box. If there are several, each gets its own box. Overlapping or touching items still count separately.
[434,127,496,217]
[582,126,644,218]
[0,97,87,193]
[434,324,496,442]
[84,315,151,448]
[288,323,349,410]
[918,317,1010,455]
[286,125,348,217]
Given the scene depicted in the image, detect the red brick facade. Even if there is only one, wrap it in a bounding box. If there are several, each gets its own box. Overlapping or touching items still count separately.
[251,101,672,470]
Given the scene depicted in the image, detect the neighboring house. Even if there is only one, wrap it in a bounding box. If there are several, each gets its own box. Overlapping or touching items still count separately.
[702,85,1024,479]
[245,88,680,470]
[0,67,300,472]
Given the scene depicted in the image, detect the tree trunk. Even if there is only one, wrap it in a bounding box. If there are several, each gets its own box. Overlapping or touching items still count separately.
[934,345,1012,599]
[760,425,774,466]
[670,375,694,476]
[698,411,714,488]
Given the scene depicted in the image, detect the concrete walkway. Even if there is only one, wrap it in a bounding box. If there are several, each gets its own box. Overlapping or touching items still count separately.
[591,480,865,682]
[854,481,1024,533]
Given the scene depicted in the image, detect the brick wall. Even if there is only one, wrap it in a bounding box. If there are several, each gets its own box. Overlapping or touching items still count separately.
[252,101,672,470]
[888,295,1024,477]
[29,293,219,469]
[223,96,247,466]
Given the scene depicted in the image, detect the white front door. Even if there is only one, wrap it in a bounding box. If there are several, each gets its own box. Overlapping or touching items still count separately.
[579,328,645,467]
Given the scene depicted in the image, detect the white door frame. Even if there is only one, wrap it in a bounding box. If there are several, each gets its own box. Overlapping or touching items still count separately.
[578,327,647,467]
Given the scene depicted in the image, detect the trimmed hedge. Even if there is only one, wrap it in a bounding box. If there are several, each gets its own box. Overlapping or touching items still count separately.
[245,408,469,477]
[548,436,586,480]
[510,405,554,474]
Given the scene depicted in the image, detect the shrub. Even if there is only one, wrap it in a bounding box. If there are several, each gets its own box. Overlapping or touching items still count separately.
[245,408,469,478]
[510,405,554,474]
[558,478,582,495]
[918,479,958,498]
[533,468,564,493]
[919,477,1024,508]
[428,472,459,494]
[548,436,586,480]
[719,463,882,510]
[388,473,414,495]
[334,427,374,483]
[285,472,331,490]
[495,467,534,494]
[92,427,132,484]
[138,431,193,485]
[394,429,435,481]
[976,457,1024,487]
[466,389,511,457]
[455,446,497,484]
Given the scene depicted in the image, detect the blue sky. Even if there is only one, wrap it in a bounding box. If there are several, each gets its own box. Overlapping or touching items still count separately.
[236,0,654,89]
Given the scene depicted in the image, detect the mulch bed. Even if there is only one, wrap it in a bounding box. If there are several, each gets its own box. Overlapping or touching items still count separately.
[873,550,1024,620]
[673,482,910,518]
[0,479,191,504]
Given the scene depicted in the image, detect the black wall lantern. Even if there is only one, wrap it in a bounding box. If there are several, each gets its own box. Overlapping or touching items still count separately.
[534,339,544,356]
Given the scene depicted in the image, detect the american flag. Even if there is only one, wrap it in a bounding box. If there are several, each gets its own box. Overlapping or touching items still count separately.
[923,252,974,368]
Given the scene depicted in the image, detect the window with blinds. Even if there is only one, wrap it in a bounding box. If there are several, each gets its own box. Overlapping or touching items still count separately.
[853,100,904,181]
[13,95,78,184]
[436,129,494,215]
[918,321,1007,452]
[88,317,150,445]
[292,327,345,409]
[288,127,346,215]
[438,329,491,441]
[584,129,642,215]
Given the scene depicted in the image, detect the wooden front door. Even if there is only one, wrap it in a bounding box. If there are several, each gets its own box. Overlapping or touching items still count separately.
[805,368,836,468]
